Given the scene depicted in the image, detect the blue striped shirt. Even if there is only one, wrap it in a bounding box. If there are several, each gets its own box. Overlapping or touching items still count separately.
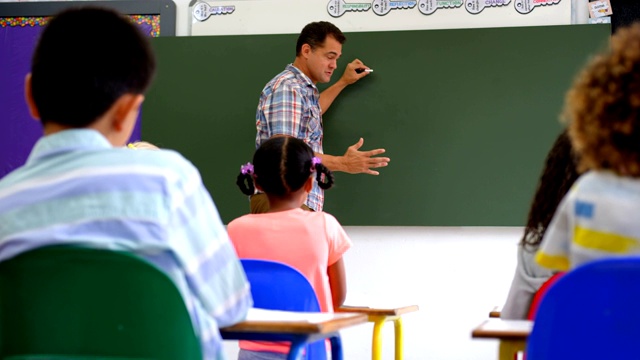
[0,129,252,360]
[256,64,324,211]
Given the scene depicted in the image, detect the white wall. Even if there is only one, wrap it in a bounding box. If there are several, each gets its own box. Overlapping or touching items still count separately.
[0,0,591,36]
[177,0,590,36]
[331,226,522,360]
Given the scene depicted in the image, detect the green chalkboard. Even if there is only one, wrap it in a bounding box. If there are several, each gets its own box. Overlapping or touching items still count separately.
[143,24,610,226]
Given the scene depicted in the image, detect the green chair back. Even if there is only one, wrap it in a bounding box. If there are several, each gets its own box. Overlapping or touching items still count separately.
[0,245,202,360]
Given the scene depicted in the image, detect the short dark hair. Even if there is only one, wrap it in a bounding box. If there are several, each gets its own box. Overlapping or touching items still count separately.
[30,7,156,127]
[236,136,334,197]
[295,21,346,56]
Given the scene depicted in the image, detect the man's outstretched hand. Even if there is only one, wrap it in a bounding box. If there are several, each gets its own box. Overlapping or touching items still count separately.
[341,138,390,175]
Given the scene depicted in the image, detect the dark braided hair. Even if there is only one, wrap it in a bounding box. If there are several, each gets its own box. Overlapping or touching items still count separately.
[520,130,580,251]
[236,163,255,196]
[236,136,334,197]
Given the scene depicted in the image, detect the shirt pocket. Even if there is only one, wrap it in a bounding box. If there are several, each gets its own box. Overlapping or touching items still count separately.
[305,106,322,145]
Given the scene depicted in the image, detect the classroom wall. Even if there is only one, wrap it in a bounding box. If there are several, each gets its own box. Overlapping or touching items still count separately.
[0,0,590,36]
[339,227,520,360]
[178,0,589,36]
[189,0,571,36]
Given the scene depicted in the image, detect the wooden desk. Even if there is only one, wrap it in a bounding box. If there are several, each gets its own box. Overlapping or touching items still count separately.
[472,318,532,360]
[489,305,502,318]
[220,308,368,360]
[337,305,419,360]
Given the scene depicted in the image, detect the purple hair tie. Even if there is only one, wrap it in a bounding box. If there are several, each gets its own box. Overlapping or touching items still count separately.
[240,162,254,175]
[311,156,321,171]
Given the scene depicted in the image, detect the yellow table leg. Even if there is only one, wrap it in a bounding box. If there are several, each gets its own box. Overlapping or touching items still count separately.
[498,339,526,360]
[393,317,403,360]
[372,317,386,360]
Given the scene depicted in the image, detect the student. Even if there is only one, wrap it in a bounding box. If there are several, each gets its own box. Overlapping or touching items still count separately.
[537,23,640,271]
[253,21,390,213]
[229,136,352,360]
[501,130,580,320]
[0,7,251,359]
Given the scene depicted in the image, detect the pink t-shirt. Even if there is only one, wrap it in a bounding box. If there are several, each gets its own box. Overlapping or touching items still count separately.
[227,208,352,354]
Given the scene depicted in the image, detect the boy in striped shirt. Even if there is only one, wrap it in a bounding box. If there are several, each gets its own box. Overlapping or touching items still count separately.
[0,7,251,359]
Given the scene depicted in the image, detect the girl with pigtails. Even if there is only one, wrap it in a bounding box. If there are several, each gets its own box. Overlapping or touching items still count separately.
[228,135,352,360]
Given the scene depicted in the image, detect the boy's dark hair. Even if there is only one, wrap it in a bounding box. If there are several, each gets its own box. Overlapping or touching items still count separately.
[237,136,334,197]
[30,7,156,127]
[295,21,346,56]
[520,130,580,251]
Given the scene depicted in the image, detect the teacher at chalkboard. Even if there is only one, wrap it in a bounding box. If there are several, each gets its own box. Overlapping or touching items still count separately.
[252,21,390,214]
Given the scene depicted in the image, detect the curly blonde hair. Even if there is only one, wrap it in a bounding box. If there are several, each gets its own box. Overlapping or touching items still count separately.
[563,23,640,177]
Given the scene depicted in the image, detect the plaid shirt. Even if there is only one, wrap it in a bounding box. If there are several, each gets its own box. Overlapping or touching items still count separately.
[256,64,324,211]
[0,130,252,360]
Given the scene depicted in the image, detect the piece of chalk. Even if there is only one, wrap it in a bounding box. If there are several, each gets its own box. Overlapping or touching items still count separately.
[356,68,374,74]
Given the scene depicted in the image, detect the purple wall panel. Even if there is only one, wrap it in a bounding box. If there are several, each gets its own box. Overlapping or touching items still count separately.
[0,25,43,179]
[0,20,152,179]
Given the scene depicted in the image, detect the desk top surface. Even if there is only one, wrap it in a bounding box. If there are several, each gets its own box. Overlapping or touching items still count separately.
[471,319,533,340]
[220,308,368,335]
[337,304,419,316]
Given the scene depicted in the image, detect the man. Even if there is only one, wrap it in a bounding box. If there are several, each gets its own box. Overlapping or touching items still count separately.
[254,21,390,213]
[0,7,251,359]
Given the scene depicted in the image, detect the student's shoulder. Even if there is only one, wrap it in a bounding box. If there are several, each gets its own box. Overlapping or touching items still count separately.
[123,147,190,165]
[118,147,202,181]
[306,211,342,226]
[227,213,267,231]
[227,214,250,226]
[571,170,627,193]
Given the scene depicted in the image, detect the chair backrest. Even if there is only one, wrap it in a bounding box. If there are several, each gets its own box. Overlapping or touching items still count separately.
[240,259,335,360]
[527,257,640,360]
[526,272,565,320]
[0,245,201,360]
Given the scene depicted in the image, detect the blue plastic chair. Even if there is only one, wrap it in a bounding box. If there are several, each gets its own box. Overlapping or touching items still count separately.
[527,257,640,360]
[240,259,342,360]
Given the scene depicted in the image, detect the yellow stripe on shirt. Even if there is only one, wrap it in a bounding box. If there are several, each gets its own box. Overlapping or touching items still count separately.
[536,251,570,271]
[574,226,640,253]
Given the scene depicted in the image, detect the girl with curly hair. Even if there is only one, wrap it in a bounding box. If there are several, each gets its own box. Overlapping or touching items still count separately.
[537,23,640,272]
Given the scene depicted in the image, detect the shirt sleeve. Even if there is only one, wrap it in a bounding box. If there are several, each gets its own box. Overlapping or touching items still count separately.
[501,245,554,320]
[536,194,573,272]
[323,212,352,266]
[261,82,305,138]
[169,162,253,328]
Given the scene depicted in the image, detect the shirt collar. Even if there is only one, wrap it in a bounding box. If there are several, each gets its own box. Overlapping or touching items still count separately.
[286,64,317,90]
[26,129,113,165]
